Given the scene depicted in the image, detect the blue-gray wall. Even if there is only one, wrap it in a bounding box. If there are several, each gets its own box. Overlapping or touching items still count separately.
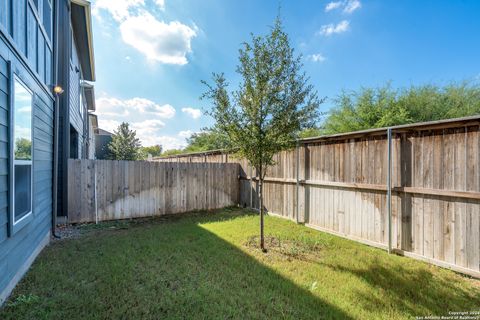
[0,0,54,302]
[95,134,112,160]
[69,30,87,158]
[56,8,89,216]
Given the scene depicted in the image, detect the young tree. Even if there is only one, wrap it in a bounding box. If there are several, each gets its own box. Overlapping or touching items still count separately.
[202,17,322,251]
[107,122,142,160]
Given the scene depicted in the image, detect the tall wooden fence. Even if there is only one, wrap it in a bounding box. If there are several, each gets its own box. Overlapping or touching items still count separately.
[68,160,239,223]
[154,116,480,278]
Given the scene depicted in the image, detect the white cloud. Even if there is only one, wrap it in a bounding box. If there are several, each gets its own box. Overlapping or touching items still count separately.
[178,130,195,139]
[120,12,196,65]
[343,0,361,14]
[92,0,145,22]
[97,118,187,149]
[97,119,121,134]
[95,94,193,149]
[324,0,361,14]
[325,1,342,12]
[317,20,350,36]
[181,107,202,119]
[15,125,31,141]
[133,131,192,149]
[96,96,176,119]
[308,53,326,63]
[151,135,188,150]
[131,119,166,141]
[96,96,175,119]
[96,98,129,117]
[128,98,176,118]
[155,0,165,11]
[93,0,196,65]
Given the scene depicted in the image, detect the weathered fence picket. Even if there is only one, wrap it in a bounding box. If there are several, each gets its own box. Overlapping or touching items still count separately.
[68,160,240,223]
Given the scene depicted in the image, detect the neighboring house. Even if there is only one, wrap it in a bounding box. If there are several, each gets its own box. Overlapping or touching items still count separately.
[95,128,113,160]
[0,0,95,304]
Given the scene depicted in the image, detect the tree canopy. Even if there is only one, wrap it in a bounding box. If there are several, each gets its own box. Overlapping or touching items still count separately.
[14,138,32,160]
[202,17,321,250]
[139,145,163,159]
[323,82,480,134]
[183,131,230,153]
[203,18,321,171]
[107,122,142,160]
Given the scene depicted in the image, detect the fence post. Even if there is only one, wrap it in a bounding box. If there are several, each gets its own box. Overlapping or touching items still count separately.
[387,128,393,254]
[296,142,306,223]
[296,140,300,223]
[250,164,253,209]
[94,160,98,224]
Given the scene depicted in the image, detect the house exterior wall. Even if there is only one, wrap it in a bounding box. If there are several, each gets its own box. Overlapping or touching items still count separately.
[57,0,93,216]
[0,0,54,304]
[69,30,87,158]
[95,134,112,160]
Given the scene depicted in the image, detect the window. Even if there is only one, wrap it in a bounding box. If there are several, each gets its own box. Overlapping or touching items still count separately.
[12,77,33,225]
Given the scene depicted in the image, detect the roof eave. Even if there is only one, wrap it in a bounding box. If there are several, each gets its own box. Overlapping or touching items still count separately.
[71,0,96,81]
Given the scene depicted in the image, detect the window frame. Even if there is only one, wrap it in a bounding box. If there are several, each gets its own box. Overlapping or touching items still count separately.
[8,67,35,236]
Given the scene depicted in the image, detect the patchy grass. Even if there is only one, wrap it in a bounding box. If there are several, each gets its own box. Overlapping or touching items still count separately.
[1,208,479,319]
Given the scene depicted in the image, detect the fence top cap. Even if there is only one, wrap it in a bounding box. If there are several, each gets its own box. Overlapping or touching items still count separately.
[300,114,480,143]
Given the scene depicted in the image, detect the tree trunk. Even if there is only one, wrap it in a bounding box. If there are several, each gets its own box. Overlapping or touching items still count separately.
[259,171,266,252]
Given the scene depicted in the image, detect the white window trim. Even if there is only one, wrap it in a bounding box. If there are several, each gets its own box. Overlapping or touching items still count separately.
[12,75,34,226]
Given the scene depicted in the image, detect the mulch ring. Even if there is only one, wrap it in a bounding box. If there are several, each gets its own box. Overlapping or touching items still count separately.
[245,235,323,261]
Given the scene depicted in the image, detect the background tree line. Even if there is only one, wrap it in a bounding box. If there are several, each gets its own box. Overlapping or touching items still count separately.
[173,81,480,155]
[107,81,480,160]
[105,81,480,160]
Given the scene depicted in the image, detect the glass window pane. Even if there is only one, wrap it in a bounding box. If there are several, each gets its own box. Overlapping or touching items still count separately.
[14,164,32,220]
[14,79,32,160]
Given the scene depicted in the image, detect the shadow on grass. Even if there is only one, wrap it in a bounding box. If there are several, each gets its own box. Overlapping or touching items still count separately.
[321,258,480,317]
[0,209,352,319]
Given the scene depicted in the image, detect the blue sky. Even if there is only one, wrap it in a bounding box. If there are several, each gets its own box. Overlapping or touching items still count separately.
[91,0,480,149]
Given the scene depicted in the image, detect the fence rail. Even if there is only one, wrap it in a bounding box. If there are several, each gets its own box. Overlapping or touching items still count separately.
[154,117,480,278]
[67,160,239,223]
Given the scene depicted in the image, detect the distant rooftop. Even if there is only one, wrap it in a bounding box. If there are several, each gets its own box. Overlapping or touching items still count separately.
[96,128,113,136]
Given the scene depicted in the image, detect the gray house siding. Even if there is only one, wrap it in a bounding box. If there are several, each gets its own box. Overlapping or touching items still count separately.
[69,37,84,157]
[57,3,91,216]
[0,0,54,304]
[95,133,112,160]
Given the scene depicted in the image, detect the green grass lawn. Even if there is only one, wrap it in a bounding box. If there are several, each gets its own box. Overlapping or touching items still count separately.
[1,208,479,319]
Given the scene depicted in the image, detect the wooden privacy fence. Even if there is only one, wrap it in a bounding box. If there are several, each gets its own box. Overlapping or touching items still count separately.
[68,160,239,223]
[155,116,480,278]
